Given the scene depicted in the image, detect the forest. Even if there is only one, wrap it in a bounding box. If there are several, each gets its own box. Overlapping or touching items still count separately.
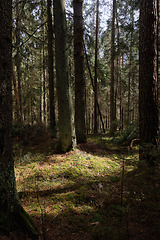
[0,0,160,239]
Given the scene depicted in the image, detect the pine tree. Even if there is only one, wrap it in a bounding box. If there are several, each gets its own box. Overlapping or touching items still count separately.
[110,0,116,136]
[139,0,159,165]
[47,0,56,138]
[0,0,38,237]
[53,0,75,152]
[73,0,86,143]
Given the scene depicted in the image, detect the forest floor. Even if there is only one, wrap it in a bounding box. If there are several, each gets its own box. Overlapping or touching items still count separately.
[2,134,160,240]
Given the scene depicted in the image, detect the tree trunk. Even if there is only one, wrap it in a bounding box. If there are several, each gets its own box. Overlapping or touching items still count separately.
[47,0,56,138]
[53,0,75,152]
[15,0,23,118]
[42,43,46,124]
[110,0,116,136]
[139,0,159,165]
[119,56,123,130]
[73,0,86,143]
[12,62,22,123]
[41,0,46,124]
[94,0,99,134]
[84,45,105,133]
[0,1,38,237]
[127,5,134,125]
[39,48,43,122]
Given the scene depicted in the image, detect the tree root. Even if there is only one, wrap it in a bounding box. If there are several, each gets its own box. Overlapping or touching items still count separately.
[0,205,39,240]
[14,206,39,240]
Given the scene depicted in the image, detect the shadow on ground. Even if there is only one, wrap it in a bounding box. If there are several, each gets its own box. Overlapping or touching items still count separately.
[11,136,160,240]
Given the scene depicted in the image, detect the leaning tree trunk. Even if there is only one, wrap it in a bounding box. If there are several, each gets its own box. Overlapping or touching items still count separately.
[53,0,75,152]
[84,45,105,133]
[139,0,159,165]
[0,1,38,237]
[73,0,86,143]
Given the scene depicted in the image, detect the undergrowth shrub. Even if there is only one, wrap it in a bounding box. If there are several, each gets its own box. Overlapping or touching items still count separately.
[113,122,139,145]
[12,122,49,145]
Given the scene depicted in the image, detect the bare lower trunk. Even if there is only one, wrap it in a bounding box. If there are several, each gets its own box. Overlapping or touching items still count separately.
[110,0,116,136]
[47,0,56,138]
[0,1,38,237]
[74,0,86,143]
[54,0,75,152]
[139,0,159,165]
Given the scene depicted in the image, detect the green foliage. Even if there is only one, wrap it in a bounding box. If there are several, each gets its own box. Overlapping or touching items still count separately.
[112,122,139,145]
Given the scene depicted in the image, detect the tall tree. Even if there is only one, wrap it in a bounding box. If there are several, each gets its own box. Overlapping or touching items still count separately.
[53,0,75,152]
[139,0,159,165]
[41,0,47,124]
[12,62,22,122]
[15,0,23,120]
[110,0,116,136]
[73,0,86,143]
[47,0,56,138]
[127,2,134,125]
[0,0,38,237]
[94,0,99,133]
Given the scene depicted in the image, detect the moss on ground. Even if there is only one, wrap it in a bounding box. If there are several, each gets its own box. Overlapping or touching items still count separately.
[11,134,160,240]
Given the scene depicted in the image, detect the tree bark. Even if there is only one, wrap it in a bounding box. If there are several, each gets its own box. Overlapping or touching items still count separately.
[110,0,116,136]
[139,0,159,165]
[127,5,134,125]
[15,0,23,119]
[47,0,56,138]
[0,1,38,237]
[42,40,46,124]
[94,0,99,134]
[12,62,22,123]
[84,45,105,133]
[39,48,43,122]
[73,0,86,143]
[53,0,75,152]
